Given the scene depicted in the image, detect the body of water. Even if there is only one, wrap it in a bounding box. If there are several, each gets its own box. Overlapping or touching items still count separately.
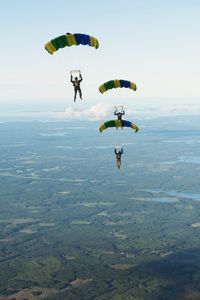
[147,190,200,201]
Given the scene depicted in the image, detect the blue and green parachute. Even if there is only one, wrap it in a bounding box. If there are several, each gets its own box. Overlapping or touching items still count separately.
[45,33,99,55]
[99,80,137,94]
[99,120,139,133]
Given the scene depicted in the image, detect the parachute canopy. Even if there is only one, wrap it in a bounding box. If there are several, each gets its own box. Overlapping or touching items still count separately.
[99,80,137,94]
[45,33,99,55]
[99,120,139,133]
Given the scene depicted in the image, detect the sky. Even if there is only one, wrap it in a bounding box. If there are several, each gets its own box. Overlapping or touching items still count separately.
[1,0,200,115]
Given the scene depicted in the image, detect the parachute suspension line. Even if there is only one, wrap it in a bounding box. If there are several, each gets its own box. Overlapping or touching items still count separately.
[68,46,85,76]
[67,46,82,76]
[73,44,82,71]
[114,105,124,114]
[66,46,73,72]
[76,41,92,74]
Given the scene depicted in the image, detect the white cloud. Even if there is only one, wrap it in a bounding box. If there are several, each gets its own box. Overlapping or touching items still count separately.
[56,103,113,120]
[56,102,200,121]
[160,105,200,114]
[56,103,136,121]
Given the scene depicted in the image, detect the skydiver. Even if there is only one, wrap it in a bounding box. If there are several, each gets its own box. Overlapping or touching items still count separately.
[114,108,125,120]
[71,73,83,102]
[114,147,123,169]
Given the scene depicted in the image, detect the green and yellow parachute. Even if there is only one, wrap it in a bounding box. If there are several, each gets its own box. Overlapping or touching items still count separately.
[45,33,99,55]
[99,120,139,133]
[99,80,137,94]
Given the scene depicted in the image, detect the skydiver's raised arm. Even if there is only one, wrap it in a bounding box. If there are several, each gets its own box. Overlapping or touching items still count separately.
[114,149,117,155]
[121,148,123,154]
[71,75,74,83]
[122,110,125,115]
[79,74,83,82]
[114,109,118,115]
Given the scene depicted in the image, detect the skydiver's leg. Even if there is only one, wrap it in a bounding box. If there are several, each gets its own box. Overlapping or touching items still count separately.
[78,87,82,100]
[117,159,121,169]
[74,89,77,102]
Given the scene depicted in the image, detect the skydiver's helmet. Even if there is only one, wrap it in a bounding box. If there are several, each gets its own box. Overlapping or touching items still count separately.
[75,77,78,81]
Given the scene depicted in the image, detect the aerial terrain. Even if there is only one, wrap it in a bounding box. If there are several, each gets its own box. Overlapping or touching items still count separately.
[0,115,200,299]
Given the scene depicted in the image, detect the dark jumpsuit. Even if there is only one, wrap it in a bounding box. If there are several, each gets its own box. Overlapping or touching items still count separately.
[114,110,125,120]
[114,148,123,169]
[71,74,83,101]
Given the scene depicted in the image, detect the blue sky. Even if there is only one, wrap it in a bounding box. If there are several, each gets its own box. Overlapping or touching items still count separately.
[1,0,200,105]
